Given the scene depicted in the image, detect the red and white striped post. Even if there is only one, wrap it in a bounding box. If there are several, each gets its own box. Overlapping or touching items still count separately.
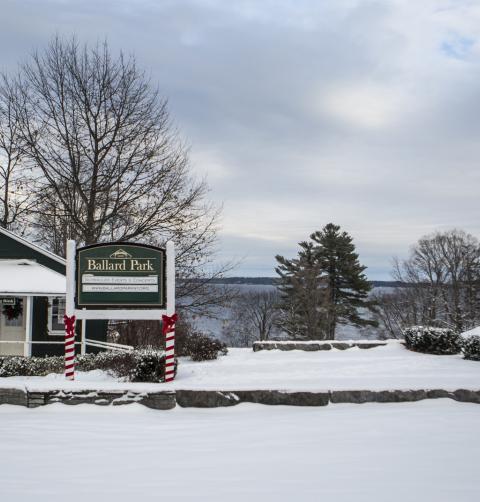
[163,240,176,382]
[65,240,77,381]
[162,313,177,382]
[64,314,76,380]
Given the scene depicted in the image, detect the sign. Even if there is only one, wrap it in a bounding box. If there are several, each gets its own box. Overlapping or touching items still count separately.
[75,243,166,309]
[0,297,16,305]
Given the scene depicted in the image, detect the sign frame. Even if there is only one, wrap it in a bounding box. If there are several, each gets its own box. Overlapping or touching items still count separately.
[75,242,167,310]
[66,240,175,320]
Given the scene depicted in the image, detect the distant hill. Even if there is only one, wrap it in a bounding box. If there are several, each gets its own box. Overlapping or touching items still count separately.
[210,277,407,288]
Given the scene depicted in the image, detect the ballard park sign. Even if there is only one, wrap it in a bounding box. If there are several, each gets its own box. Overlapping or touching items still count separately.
[64,239,176,382]
[76,243,166,309]
[65,240,175,321]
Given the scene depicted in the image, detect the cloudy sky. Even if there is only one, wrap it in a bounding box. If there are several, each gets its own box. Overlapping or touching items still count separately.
[1,0,479,278]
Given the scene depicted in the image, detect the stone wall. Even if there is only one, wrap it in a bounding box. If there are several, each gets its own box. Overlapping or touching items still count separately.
[1,386,479,409]
[253,341,388,352]
[0,388,175,409]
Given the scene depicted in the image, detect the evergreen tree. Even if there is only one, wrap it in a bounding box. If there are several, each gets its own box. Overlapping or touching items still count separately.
[275,223,377,340]
[311,223,376,338]
[275,241,327,339]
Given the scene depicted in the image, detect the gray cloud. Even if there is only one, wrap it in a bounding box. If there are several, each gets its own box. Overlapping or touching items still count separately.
[1,0,479,278]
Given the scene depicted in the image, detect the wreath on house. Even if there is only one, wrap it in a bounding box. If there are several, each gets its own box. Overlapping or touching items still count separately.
[2,302,23,321]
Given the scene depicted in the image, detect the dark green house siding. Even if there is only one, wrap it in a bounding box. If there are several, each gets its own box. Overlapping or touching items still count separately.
[0,232,65,274]
[31,297,108,357]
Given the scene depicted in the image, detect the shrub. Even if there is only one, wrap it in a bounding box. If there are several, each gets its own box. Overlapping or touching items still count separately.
[403,326,462,355]
[0,355,64,377]
[181,333,228,361]
[462,335,480,361]
[0,349,176,382]
[174,317,228,361]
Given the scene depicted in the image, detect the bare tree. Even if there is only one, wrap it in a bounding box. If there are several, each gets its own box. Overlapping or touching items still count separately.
[376,229,480,336]
[8,37,206,244]
[4,36,233,314]
[222,290,281,346]
[0,80,36,231]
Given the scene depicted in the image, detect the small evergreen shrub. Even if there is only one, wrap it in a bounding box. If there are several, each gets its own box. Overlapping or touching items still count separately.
[462,335,480,361]
[0,355,64,376]
[0,349,176,382]
[182,333,228,361]
[403,326,461,355]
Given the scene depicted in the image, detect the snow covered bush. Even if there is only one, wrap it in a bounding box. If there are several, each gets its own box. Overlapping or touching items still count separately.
[403,326,461,355]
[83,349,177,382]
[0,350,176,382]
[462,335,480,361]
[180,333,228,361]
[0,355,64,377]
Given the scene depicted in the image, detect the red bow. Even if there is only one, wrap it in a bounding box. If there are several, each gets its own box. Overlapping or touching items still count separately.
[63,314,76,335]
[162,313,178,335]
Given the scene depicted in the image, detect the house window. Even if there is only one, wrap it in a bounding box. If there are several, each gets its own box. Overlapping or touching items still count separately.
[49,297,66,334]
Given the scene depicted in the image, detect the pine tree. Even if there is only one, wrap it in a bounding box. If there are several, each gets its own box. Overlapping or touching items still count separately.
[311,223,377,338]
[275,241,327,339]
[275,223,377,340]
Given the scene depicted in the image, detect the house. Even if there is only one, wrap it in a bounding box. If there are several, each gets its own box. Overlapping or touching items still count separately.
[0,227,107,357]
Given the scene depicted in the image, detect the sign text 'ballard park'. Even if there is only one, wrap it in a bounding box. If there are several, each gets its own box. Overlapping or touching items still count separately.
[76,243,166,309]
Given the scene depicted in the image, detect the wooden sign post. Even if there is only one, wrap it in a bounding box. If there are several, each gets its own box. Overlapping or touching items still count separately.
[64,240,176,381]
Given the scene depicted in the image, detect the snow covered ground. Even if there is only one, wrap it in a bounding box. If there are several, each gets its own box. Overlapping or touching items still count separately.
[0,400,479,502]
[1,342,479,392]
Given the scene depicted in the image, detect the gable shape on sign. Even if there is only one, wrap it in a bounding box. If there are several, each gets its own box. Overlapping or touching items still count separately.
[109,249,132,259]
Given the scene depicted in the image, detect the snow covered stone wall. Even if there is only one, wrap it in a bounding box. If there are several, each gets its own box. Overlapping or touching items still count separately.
[0,388,176,409]
[2,387,480,409]
[252,340,387,351]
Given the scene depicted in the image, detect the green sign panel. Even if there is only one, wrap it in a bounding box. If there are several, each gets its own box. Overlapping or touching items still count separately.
[76,243,166,309]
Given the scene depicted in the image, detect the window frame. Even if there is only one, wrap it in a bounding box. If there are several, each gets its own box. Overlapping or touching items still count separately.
[48,296,67,336]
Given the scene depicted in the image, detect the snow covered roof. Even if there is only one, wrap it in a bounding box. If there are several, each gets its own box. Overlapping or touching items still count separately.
[0,259,66,296]
[461,326,480,339]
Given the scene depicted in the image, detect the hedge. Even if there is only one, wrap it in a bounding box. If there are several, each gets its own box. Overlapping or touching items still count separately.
[0,349,176,382]
[403,326,462,355]
[181,333,228,361]
[462,335,480,361]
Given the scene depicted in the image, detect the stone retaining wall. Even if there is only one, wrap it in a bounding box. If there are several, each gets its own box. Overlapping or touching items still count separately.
[252,341,388,352]
[1,387,479,409]
[0,388,176,409]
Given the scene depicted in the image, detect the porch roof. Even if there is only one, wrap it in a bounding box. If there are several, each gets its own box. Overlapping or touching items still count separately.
[0,260,66,296]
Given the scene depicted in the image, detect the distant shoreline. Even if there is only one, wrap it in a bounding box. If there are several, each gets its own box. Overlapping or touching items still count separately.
[208,277,407,288]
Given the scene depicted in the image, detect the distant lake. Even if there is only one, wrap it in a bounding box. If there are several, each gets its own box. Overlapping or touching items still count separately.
[186,284,391,342]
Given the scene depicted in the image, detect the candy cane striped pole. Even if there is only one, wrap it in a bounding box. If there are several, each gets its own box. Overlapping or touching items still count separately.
[64,314,76,380]
[162,313,177,382]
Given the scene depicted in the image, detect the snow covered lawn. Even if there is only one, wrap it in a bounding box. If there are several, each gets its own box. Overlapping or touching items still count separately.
[1,342,479,392]
[173,342,480,391]
[0,400,479,502]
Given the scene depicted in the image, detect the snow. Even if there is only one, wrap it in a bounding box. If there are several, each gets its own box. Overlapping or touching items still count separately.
[0,259,66,295]
[0,400,478,502]
[1,342,479,392]
[461,326,480,339]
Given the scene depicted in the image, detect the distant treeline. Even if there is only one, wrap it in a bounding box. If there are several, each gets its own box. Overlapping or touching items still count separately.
[207,277,407,288]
